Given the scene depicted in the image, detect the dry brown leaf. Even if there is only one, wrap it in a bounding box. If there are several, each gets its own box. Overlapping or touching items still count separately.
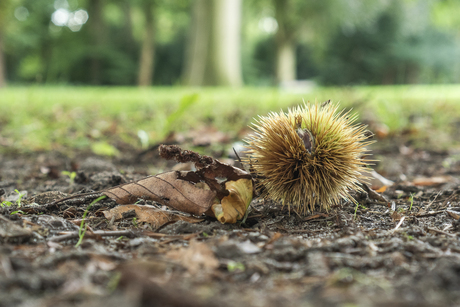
[166,240,219,274]
[102,204,203,228]
[412,176,454,186]
[103,171,217,215]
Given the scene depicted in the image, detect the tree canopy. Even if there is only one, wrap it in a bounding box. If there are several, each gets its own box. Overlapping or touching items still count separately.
[0,0,459,86]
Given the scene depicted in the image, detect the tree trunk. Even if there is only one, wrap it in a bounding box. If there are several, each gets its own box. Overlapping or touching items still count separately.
[138,0,155,86]
[275,39,296,83]
[182,0,242,87]
[273,0,297,84]
[208,0,242,86]
[87,0,106,85]
[182,0,211,86]
[0,31,6,87]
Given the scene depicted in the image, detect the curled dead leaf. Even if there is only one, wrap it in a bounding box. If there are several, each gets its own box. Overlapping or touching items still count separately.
[212,178,253,224]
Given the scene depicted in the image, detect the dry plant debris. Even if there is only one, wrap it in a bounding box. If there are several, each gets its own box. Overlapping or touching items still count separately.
[47,145,254,224]
[102,204,203,228]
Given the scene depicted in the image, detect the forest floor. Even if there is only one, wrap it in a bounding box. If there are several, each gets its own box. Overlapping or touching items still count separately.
[1,138,460,307]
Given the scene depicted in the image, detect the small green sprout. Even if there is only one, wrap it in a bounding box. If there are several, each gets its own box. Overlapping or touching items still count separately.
[1,190,26,207]
[75,195,106,248]
[14,189,25,207]
[0,201,13,207]
[227,261,245,272]
[61,171,77,185]
[107,271,122,293]
[132,217,138,228]
[353,199,360,220]
[401,232,414,241]
[408,193,415,211]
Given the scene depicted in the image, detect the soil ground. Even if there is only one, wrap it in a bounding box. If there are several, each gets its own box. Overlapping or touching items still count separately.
[1,139,460,307]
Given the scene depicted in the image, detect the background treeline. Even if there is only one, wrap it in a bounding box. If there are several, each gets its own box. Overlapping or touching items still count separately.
[0,0,459,87]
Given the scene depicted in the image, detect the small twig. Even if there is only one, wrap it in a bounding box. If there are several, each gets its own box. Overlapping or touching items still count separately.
[441,191,459,208]
[233,147,243,164]
[45,192,104,209]
[361,183,388,203]
[426,226,457,237]
[392,216,405,232]
[287,228,333,233]
[424,191,442,211]
[69,217,102,225]
[49,229,139,242]
[416,210,446,218]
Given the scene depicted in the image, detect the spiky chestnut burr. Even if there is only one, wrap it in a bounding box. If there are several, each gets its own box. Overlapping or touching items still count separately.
[244,102,373,213]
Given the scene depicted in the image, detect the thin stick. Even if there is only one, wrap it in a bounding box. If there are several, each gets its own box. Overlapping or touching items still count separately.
[233,147,243,164]
[49,229,138,242]
[426,226,457,237]
[45,192,103,208]
[392,216,405,231]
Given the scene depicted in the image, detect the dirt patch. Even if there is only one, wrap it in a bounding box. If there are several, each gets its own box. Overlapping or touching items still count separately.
[1,142,460,307]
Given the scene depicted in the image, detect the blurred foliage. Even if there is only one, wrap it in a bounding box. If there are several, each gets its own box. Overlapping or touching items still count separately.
[320,1,460,85]
[0,0,459,85]
[1,86,460,154]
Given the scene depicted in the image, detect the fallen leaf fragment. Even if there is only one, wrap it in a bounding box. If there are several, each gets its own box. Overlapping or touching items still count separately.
[102,204,202,228]
[391,210,402,222]
[447,210,460,220]
[212,178,253,224]
[412,176,454,186]
[166,240,219,274]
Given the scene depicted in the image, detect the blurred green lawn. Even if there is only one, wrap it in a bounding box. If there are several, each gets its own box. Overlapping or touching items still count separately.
[1,85,459,154]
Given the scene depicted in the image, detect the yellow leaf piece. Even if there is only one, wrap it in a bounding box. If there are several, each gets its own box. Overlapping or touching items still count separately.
[212,179,253,224]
